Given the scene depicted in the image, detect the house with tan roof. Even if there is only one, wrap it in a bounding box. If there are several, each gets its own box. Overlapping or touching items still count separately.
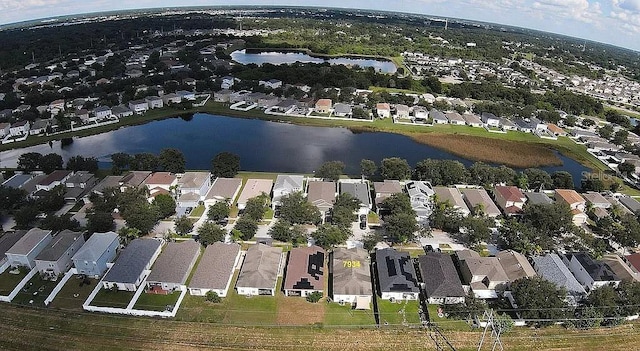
[177,172,211,198]
[373,180,402,212]
[144,172,177,197]
[204,177,243,208]
[555,189,588,225]
[237,179,273,210]
[496,250,536,284]
[331,247,372,308]
[376,103,391,118]
[434,187,470,216]
[236,244,282,296]
[461,188,501,217]
[283,245,325,297]
[582,191,611,209]
[189,242,241,297]
[493,186,526,216]
[602,254,640,283]
[146,240,201,293]
[456,250,508,298]
[546,123,566,136]
[307,181,336,222]
[119,171,151,192]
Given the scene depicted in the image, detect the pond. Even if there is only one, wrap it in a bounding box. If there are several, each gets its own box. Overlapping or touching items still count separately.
[230,49,397,74]
[0,114,589,187]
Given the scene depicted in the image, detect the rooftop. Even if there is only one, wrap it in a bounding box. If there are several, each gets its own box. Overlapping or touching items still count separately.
[237,179,273,205]
[144,172,176,186]
[178,172,210,189]
[73,231,119,262]
[496,250,536,282]
[189,242,240,291]
[418,253,465,299]
[236,244,282,289]
[555,189,586,205]
[332,247,372,296]
[147,240,201,285]
[103,239,162,284]
[6,228,52,256]
[205,177,243,202]
[35,230,83,262]
[283,245,325,291]
[375,248,419,293]
[307,181,336,209]
[340,182,370,207]
[38,170,73,186]
[494,186,526,202]
[533,254,586,296]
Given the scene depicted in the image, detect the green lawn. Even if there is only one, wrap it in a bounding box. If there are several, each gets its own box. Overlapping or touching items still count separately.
[11,274,60,307]
[0,269,28,296]
[377,299,421,326]
[427,304,473,331]
[324,302,376,326]
[90,288,135,308]
[367,211,380,224]
[133,292,181,312]
[49,276,98,310]
[189,205,205,218]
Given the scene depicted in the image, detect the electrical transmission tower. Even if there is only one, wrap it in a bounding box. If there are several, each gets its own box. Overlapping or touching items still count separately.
[427,322,457,351]
[477,310,504,351]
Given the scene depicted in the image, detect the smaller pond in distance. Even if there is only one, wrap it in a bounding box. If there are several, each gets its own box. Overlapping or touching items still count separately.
[230,49,397,74]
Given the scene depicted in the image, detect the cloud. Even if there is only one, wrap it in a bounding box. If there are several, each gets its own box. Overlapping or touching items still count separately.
[610,0,640,33]
[618,0,640,12]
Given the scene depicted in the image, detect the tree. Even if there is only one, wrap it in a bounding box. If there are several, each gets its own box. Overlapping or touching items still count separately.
[613,130,629,146]
[110,152,131,174]
[66,155,98,172]
[617,281,640,316]
[211,152,240,177]
[598,124,614,139]
[131,153,158,171]
[498,218,540,255]
[37,185,66,213]
[551,171,574,189]
[279,192,321,225]
[122,203,160,234]
[198,221,225,246]
[17,152,42,172]
[41,214,80,232]
[0,186,27,212]
[311,224,349,249]
[582,176,605,192]
[118,227,141,243]
[619,162,636,176]
[268,220,307,245]
[87,211,115,234]
[570,306,603,329]
[39,153,63,173]
[158,148,186,173]
[360,159,377,177]
[205,291,222,303]
[14,205,39,228]
[174,215,194,236]
[510,276,569,327]
[585,285,622,325]
[523,168,552,190]
[383,212,418,244]
[243,195,269,221]
[152,194,176,219]
[315,161,345,181]
[443,293,486,320]
[380,157,411,180]
[380,193,413,215]
[331,193,360,229]
[306,291,323,303]
[460,216,492,247]
[207,202,230,222]
[234,217,258,240]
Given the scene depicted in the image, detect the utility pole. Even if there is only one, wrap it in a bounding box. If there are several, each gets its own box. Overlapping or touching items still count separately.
[445,19,448,30]
[477,310,504,351]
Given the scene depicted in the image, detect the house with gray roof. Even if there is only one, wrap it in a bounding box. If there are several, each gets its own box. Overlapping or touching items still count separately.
[463,113,483,127]
[619,196,640,214]
[189,242,240,297]
[91,176,123,195]
[6,228,53,269]
[445,112,465,125]
[524,191,553,205]
[73,231,119,278]
[481,112,500,127]
[499,118,517,131]
[236,244,282,296]
[405,181,434,220]
[375,248,419,301]
[0,231,25,266]
[331,247,372,307]
[102,238,163,292]
[532,253,586,304]
[2,174,34,189]
[177,172,211,202]
[562,252,620,292]
[582,192,610,209]
[111,105,133,118]
[204,177,243,208]
[333,103,352,117]
[146,240,201,293]
[429,109,448,124]
[418,252,465,304]
[461,188,501,217]
[35,230,85,279]
[272,175,305,210]
[340,181,372,215]
[283,245,325,297]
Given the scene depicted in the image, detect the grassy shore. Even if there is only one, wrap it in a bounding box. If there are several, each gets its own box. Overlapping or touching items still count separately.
[0,100,606,172]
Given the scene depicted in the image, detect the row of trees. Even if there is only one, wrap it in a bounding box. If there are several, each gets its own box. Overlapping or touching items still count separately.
[17,152,98,174]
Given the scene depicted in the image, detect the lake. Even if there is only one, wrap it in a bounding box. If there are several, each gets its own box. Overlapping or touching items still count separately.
[0,114,588,187]
[230,49,398,74]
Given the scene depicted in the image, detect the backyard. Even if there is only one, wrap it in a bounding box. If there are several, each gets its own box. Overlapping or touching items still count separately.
[90,288,135,308]
[377,299,421,326]
[49,275,98,310]
[0,268,28,296]
[11,274,60,306]
[324,302,376,327]
[133,291,181,312]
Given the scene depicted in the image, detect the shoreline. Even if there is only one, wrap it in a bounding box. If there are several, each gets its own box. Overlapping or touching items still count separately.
[0,101,603,172]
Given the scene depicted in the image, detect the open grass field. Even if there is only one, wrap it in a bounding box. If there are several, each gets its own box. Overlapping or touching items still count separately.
[49,276,98,310]
[324,302,376,326]
[427,304,472,331]
[11,274,59,307]
[377,299,422,325]
[133,292,180,312]
[276,294,325,325]
[90,288,135,308]
[0,269,27,296]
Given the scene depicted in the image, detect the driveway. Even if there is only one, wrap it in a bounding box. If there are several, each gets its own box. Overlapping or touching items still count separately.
[418,230,467,251]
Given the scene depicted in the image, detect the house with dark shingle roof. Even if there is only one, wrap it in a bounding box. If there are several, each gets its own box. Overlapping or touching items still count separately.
[36,170,73,191]
[375,248,419,301]
[331,247,372,307]
[146,240,201,293]
[73,231,119,278]
[340,181,372,215]
[6,228,53,269]
[562,252,620,292]
[0,231,25,266]
[35,230,84,279]
[283,245,325,297]
[189,242,240,297]
[236,244,282,296]
[524,191,553,205]
[102,238,163,292]
[418,253,465,304]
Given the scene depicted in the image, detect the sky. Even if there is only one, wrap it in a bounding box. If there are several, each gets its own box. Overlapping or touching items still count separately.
[0,0,639,52]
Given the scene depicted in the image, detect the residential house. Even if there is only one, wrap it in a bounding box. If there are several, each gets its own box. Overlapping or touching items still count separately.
[331,247,372,308]
[555,189,588,226]
[418,252,465,304]
[625,253,640,273]
[307,181,337,222]
[463,114,483,127]
[272,175,305,210]
[434,187,470,216]
[9,120,30,136]
[162,93,182,105]
[515,119,534,133]
[91,176,124,196]
[144,172,177,198]
[315,99,332,114]
[582,191,610,209]
[34,230,84,280]
[177,90,196,101]
[29,119,49,135]
[177,172,211,200]
[494,186,527,216]
[446,112,465,125]
[214,90,233,103]
[119,171,151,192]
[274,99,298,113]
[499,118,517,131]
[461,188,501,218]
[0,231,26,266]
[128,100,149,114]
[258,95,279,108]
[601,254,640,283]
[146,240,201,293]
[283,245,325,297]
[532,254,587,304]
[430,109,448,124]
[562,252,620,292]
[237,179,273,211]
[2,174,35,189]
[221,76,235,90]
[189,242,240,297]
[340,181,372,216]
[375,248,419,300]
[619,196,640,214]
[413,106,428,121]
[481,112,500,127]
[93,106,112,120]
[5,228,53,269]
[496,250,536,285]
[0,122,10,138]
[456,250,508,298]
[236,244,282,296]
[333,103,352,117]
[373,180,403,213]
[524,191,553,205]
[606,195,634,215]
[36,170,73,191]
[259,79,283,89]
[102,238,163,292]
[547,123,566,136]
[395,104,410,119]
[376,103,391,118]
[49,99,65,113]
[111,105,133,118]
[405,181,434,220]
[204,177,243,209]
[72,231,119,278]
[145,96,164,109]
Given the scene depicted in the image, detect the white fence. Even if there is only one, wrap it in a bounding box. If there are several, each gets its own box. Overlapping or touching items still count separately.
[0,268,37,303]
[44,268,76,306]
